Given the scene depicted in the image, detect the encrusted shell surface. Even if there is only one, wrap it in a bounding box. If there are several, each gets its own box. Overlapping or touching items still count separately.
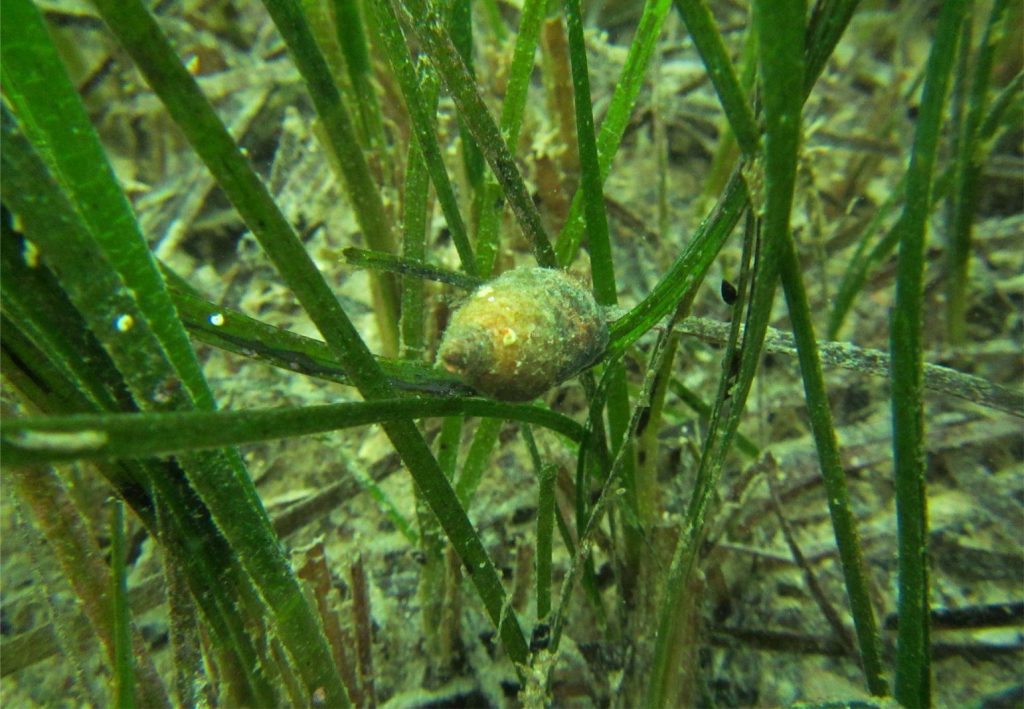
[436,267,608,402]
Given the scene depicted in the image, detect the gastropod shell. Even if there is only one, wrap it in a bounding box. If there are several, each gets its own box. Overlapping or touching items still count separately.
[436,267,608,402]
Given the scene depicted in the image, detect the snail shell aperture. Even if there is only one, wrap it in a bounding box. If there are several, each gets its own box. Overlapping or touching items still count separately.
[436,267,608,402]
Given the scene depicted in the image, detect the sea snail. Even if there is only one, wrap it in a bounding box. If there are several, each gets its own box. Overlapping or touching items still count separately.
[436,267,608,402]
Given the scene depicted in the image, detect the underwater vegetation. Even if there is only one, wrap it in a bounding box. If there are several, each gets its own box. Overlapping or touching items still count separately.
[1,0,1022,707]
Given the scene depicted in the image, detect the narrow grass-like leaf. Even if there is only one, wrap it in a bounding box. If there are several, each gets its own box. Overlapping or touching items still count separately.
[669,380,760,459]
[83,0,377,393]
[608,169,748,354]
[889,2,969,704]
[159,523,201,709]
[945,0,1009,343]
[0,315,98,417]
[261,0,401,354]
[643,0,765,553]
[110,500,135,709]
[0,118,173,410]
[978,69,1023,139]
[454,418,503,505]
[647,0,806,700]
[701,27,757,201]
[400,66,439,360]
[369,0,477,275]
[399,179,429,358]
[331,0,386,151]
[342,248,482,290]
[777,233,887,695]
[479,0,507,39]
[614,0,858,349]
[448,0,485,194]
[827,167,955,340]
[561,0,641,543]
[0,0,213,411]
[1,229,132,414]
[555,0,673,265]
[349,462,419,546]
[476,0,546,276]
[394,0,556,268]
[167,285,470,395]
[697,0,888,689]
[3,99,339,706]
[3,231,225,697]
[753,0,804,228]
[645,209,757,708]
[673,0,759,156]
[535,463,557,620]
[552,299,689,653]
[1,399,584,467]
[2,233,275,705]
[805,0,859,95]
[562,0,614,298]
[437,416,463,480]
[946,16,974,257]
[636,331,681,526]
[827,174,908,340]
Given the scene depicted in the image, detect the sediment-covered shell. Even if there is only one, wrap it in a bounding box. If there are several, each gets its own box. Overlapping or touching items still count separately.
[436,267,608,402]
